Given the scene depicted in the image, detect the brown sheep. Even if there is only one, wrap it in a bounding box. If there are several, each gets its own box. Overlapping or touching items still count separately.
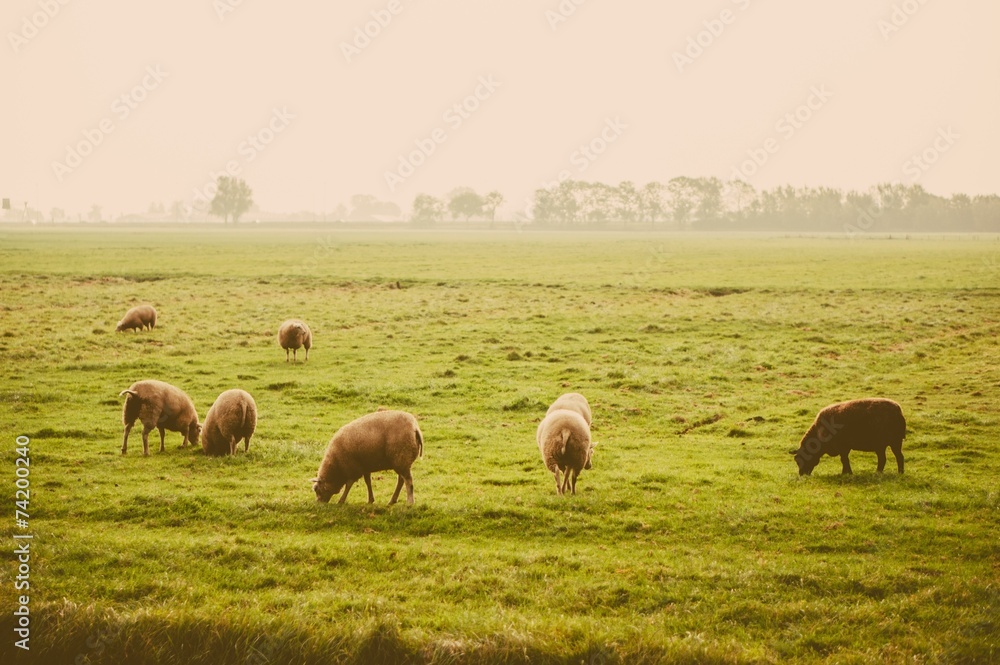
[201,389,257,456]
[116,305,157,332]
[546,392,592,426]
[537,408,594,496]
[312,410,423,505]
[278,319,312,362]
[790,398,906,476]
[119,380,200,456]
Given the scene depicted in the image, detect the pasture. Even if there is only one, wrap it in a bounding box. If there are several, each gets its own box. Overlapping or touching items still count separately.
[0,228,998,664]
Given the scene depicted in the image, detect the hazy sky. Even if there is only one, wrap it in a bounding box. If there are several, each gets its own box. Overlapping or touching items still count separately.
[3,0,997,217]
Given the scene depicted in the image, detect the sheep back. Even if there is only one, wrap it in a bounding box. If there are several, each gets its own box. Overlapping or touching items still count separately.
[546,392,592,426]
[201,389,257,456]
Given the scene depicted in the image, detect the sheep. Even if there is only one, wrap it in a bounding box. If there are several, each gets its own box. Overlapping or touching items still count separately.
[312,410,423,505]
[278,319,312,362]
[789,398,906,476]
[116,305,157,332]
[537,409,594,495]
[201,389,257,456]
[546,392,592,426]
[119,380,200,456]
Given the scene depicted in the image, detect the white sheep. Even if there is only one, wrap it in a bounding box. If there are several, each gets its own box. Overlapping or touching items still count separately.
[312,410,423,505]
[201,389,257,456]
[116,305,157,332]
[278,319,312,362]
[119,380,200,456]
[537,409,593,496]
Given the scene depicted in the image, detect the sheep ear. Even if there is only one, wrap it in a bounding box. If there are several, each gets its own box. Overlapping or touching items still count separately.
[788,449,798,455]
[309,478,319,484]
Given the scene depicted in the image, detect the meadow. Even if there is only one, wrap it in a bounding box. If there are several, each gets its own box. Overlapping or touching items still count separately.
[0,227,998,664]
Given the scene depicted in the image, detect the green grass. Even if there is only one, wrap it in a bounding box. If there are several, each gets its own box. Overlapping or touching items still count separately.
[0,228,998,664]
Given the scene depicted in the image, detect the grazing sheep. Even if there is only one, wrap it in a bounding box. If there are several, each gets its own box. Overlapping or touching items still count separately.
[119,380,200,456]
[201,389,257,456]
[116,305,157,332]
[546,392,592,426]
[537,409,594,496]
[312,410,423,505]
[790,398,906,476]
[278,319,312,362]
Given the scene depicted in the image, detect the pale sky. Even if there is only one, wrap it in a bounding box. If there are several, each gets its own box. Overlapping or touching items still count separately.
[3,0,997,218]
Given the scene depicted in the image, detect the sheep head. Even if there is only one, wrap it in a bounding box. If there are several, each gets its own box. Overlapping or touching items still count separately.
[312,477,341,503]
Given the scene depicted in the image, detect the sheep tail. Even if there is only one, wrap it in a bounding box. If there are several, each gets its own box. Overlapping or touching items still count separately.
[415,427,424,458]
[559,429,571,456]
[120,389,141,426]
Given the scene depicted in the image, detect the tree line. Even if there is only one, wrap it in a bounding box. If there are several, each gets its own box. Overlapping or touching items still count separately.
[412,178,1000,232]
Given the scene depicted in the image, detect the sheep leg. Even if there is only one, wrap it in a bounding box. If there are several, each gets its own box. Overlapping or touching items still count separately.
[552,468,563,496]
[891,445,905,474]
[292,348,297,363]
[569,469,579,495]
[389,474,405,505]
[876,448,887,473]
[141,424,154,457]
[364,473,376,504]
[158,426,167,452]
[404,474,414,505]
[337,480,355,504]
[121,423,133,455]
[839,452,853,475]
[285,348,289,362]
[244,434,251,453]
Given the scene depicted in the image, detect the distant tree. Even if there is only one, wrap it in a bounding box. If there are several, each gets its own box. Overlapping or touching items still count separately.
[148,201,165,215]
[614,181,641,224]
[691,177,724,227]
[330,203,349,221]
[348,194,401,221]
[667,177,699,228]
[483,191,505,227]
[638,182,666,226]
[448,190,484,222]
[50,207,65,223]
[723,180,757,223]
[411,194,445,225]
[88,204,103,224]
[210,176,253,224]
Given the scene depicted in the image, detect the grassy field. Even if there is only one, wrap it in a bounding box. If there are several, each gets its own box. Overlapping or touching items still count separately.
[0,227,998,664]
